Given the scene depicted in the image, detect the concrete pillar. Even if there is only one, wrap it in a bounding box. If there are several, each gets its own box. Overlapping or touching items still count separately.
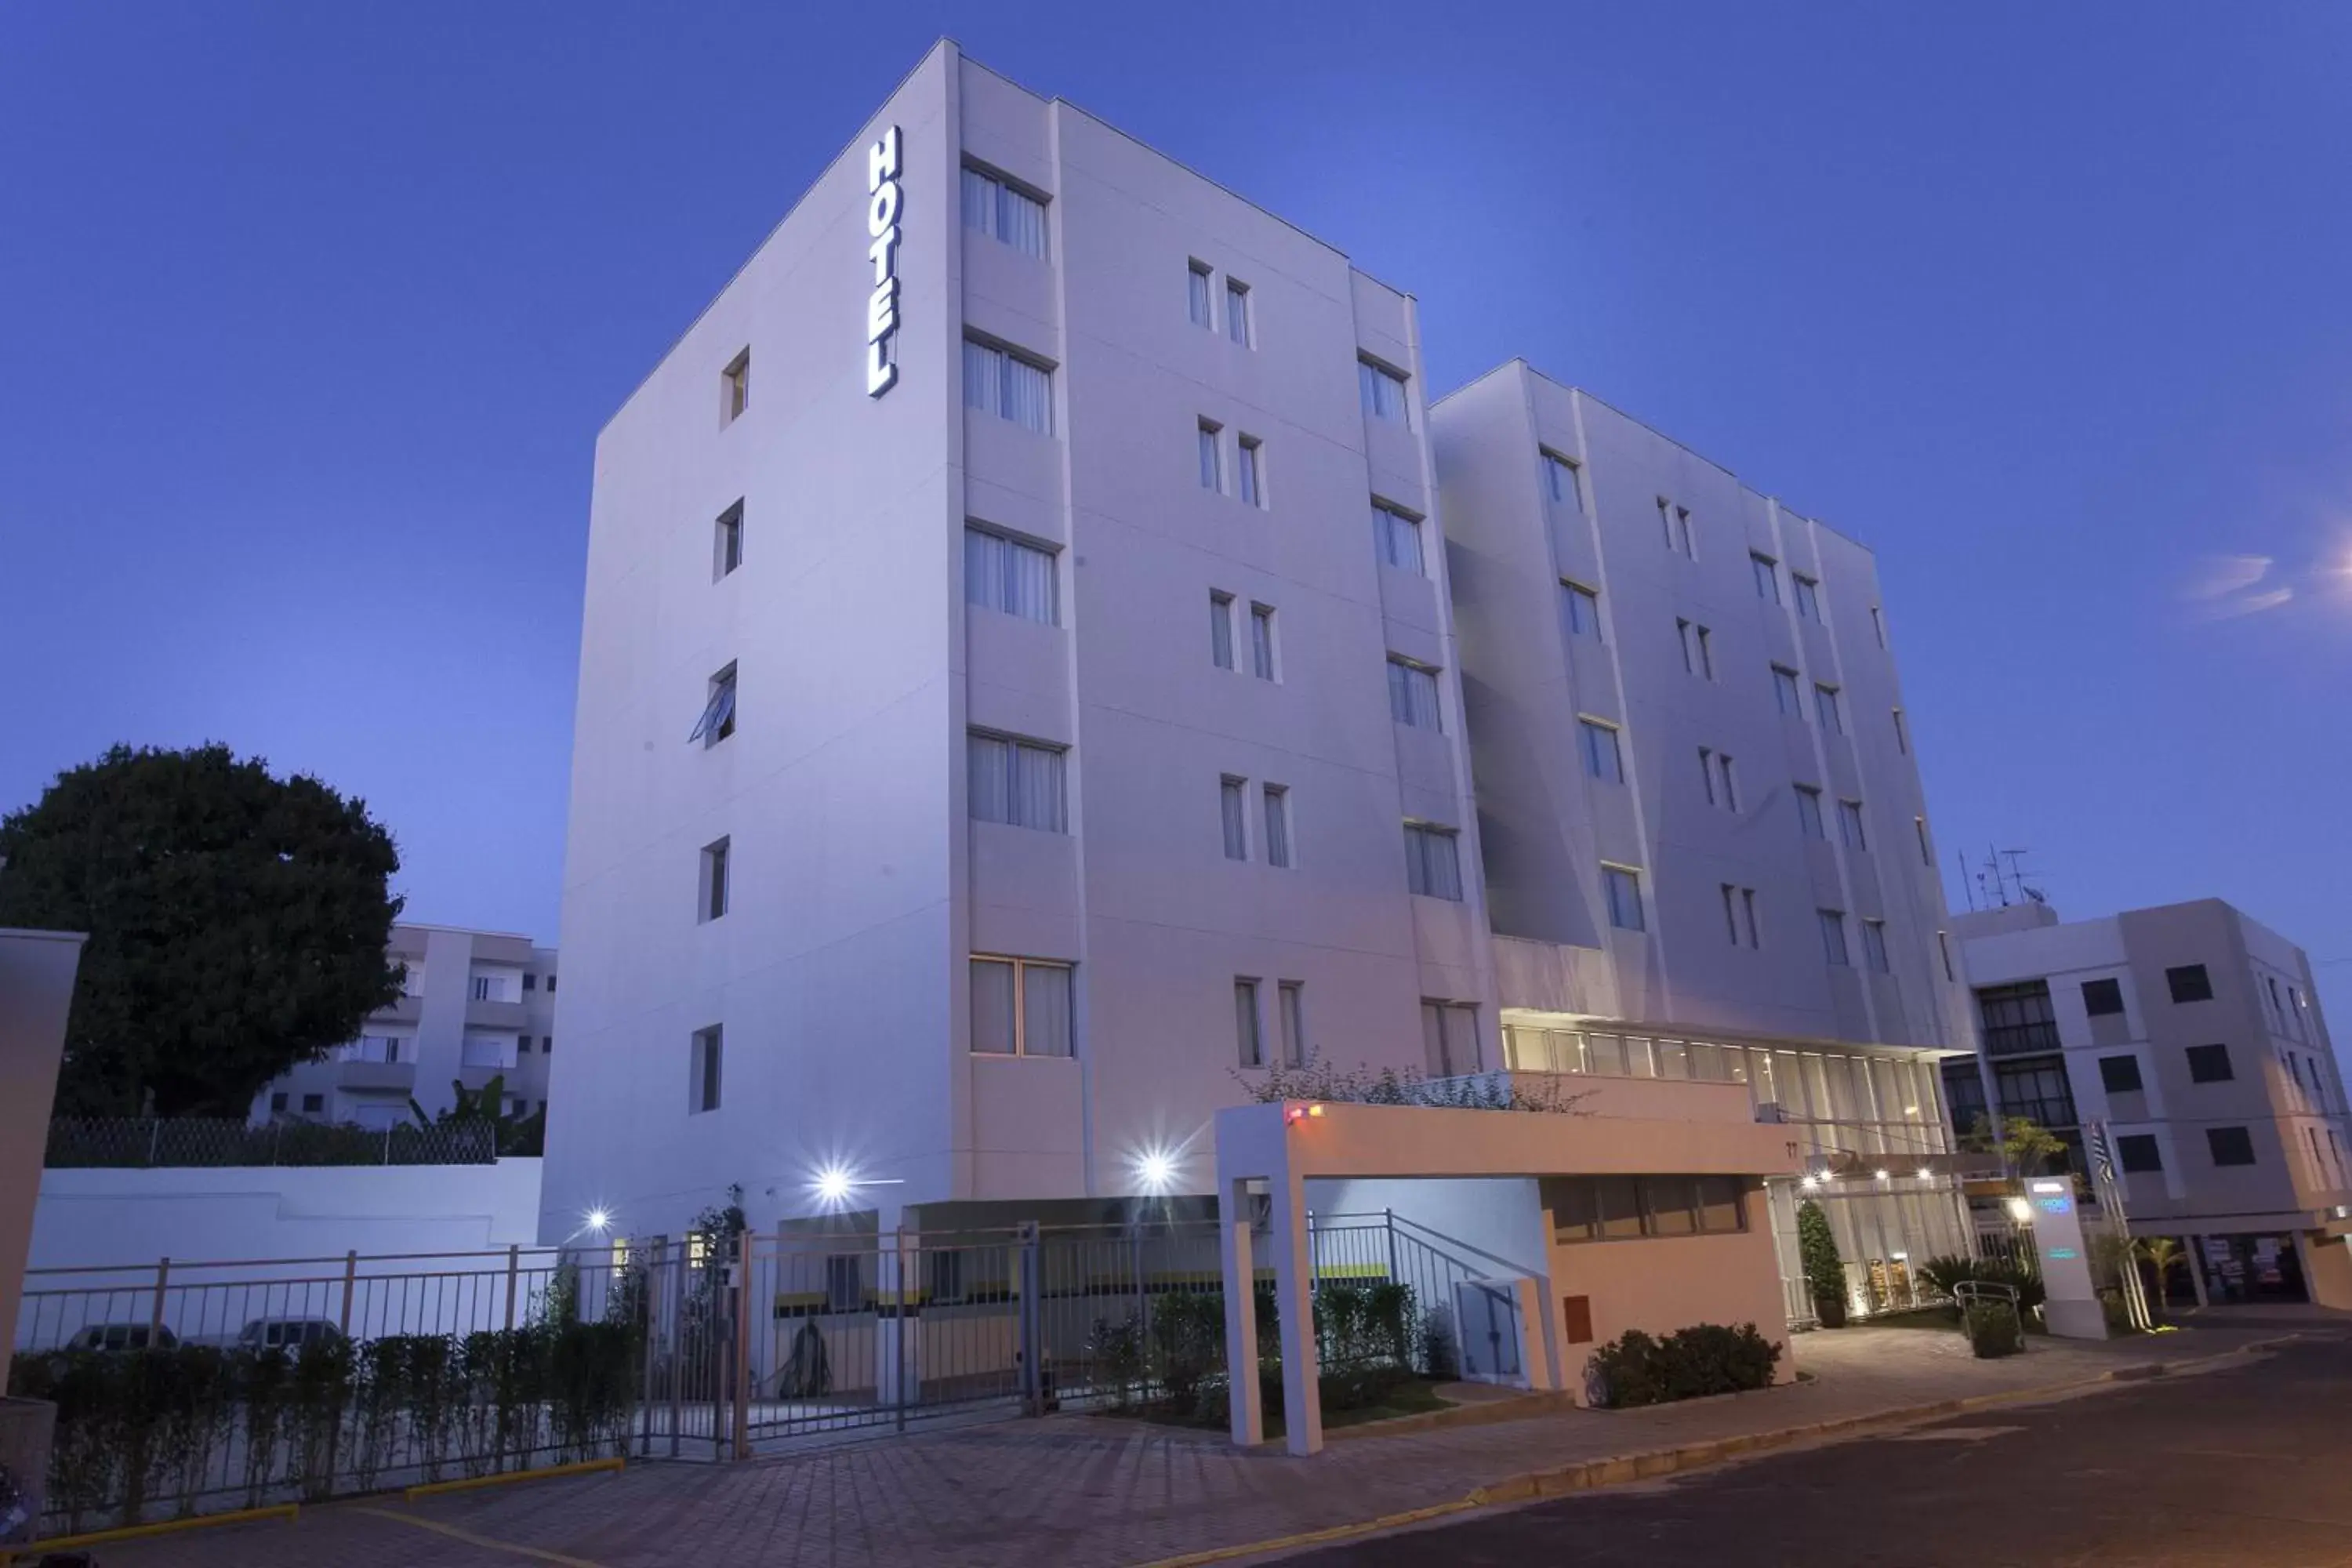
[1268,1166,1322,1456]
[2187,1234,2210,1308]
[875,1206,916,1407]
[1221,1177,1261,1446]
[0,931,85,1351]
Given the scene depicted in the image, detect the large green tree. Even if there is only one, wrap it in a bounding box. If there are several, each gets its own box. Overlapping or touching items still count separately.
[0,744,404,1116]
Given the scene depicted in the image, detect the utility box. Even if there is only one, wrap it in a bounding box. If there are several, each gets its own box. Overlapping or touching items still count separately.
[0,1396,53,1546]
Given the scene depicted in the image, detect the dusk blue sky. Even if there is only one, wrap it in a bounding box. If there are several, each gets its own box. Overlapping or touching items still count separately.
[5,5,2348,1043]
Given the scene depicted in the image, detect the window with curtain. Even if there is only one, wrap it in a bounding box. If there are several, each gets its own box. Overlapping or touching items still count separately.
[1862,920,1890,973]
[691,1025,723,1113]
[1371,503,1424,574]
[1561,580,1602,641]
[1225,279,1250,345]
[969,956,1073,1056]
[967,731,1067,832]
[1605,866,1644,931]
[1421,1001,1477,1076]
[1249,604,1276,681]
[1773,666,1803,716]
[1359,358,1410,425]
[1579,720,1623,783]
[714,501,744,579]
[960,166,1048,258]
[1279,982,1305,1065]
[1209,591,1236,670]
[1197,420,1222,491]
[1796,786,1826,840]
[1187,261,1214,328]
[689,664,737,747]
[964,524,1058,626]
[1387,656,1443,730]
[1751,553,1780,602]
[1792,573,1820,620]
[1819,909,1851,966]
[1263,784,1291,868]
[1405,822,1463,900]
[1220,777,1249,860]
[1542,450,1580,508]
[963,338,1053,434]
[1814,683,1844,732]
[1237,436,1264,506]
[1235,979,1263,1067]
[1838,799,1868,851]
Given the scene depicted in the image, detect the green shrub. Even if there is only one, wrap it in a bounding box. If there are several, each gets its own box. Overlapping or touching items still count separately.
[1796,1201,1847,1327]
[1087,1313,1145,1410]
[1586,1323,1781,1408]
[1149,1291,1223,1414]
[1966,1303,2022,1358]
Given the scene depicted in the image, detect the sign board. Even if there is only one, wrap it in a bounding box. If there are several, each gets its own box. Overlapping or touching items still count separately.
[2024,1177,2106,1340]
[865,125,902,397]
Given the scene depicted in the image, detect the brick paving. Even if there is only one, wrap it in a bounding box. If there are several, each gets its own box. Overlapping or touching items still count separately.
[74,1322,2300,1568]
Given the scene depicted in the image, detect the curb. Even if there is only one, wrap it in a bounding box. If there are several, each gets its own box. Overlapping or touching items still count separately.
[0,1504,299,1564]
[406,1455,626,1500]
[1130,1333,2300,1568]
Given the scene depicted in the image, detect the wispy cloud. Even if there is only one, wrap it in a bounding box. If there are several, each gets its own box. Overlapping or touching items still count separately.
[2183,554,2296,619]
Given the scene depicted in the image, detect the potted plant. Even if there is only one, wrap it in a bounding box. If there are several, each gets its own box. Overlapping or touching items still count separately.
[1797,1200,1847,1327]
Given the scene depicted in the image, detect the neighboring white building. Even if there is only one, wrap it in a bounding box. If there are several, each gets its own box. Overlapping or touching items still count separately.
[546,42,1492,1245]
[1952,898,2352,1308]
[1432,363,1976,1316]
[254,923,558,1127]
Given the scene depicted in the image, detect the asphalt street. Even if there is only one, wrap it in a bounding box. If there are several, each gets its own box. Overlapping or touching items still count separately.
[1291,1334,2352,1567]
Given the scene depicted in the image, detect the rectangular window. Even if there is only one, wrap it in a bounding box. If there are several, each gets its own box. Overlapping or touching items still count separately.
[1403,822,1463,901]
[1187,260,1214,328]
[964,524,1059,625]
[1977,980,2059,1056]
[1717,753,1739,811]
[967,731,1068,833]
[1279,981,1306,1066]
[1791,573,1820,620]
[1915,815,1933,866]
[1871,605,1886,647]
[1819,909,1850,967]
[270,1092,288,1114]
[1813,683,1844,733]
[1721,884,1760,948]
[1892,707,1910,754]
[471,975,495,1001]
[2082,978,2125,1017]
[1372,502,1425,574]
[2167,964,2214,1004]
[1561,580,1602,642]
[1421,1000,1479,1076]
[461,1032,514,1068]
[1699,746,1715,807]
[699,837,730,923]
[1209,590,1236,670]
[1237,435,1265,506]
[1676,618,1712,677]
[960,165,1047,257]
[1861,919,1890,973]
[1249,603,1276,680]
[1542,450,1581,509]
[1235,979,1264,1068]
[2186,1043,2234,1083]
[1387,656,1443,731]
[2118,1134,2162,1174]
[1937,931,1955,982]
[1552,1174,1748,1242]
[1795,785,1827,840]
[2207,1125,2256,1167]
[689,663,738,748]
[1773,666,1803,717]
[1838,799,1867,851]
[1604,866,1645,932]
[2099,1054,2143,1094]
[1197,419,1223,492]
[1359,358,1410,425]
[721,347,750,423]
[1220,776,1249,861]
[970,956,1074,1057]
[303,1093,325,1114]
[1263,784,1292,868]
[963,337,1053,434]
[1225,278,1251,346]
[1579,719,1624,783]
[690,1025,723,1113]
[1751,552,1780,602]
[1657,499,1693,557]
[714,501,744,580]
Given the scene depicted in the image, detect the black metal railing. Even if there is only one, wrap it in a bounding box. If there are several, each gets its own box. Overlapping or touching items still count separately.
[45,1118,498,1169]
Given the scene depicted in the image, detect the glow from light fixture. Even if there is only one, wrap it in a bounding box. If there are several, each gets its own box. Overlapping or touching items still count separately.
[2005,1196,2033,1222]
[1800,1174,1821,1189]
[1874,1169,1890,1181]
[815,1166,855,1206]
[1134,1149,1178,1195]
[1917,1168,1933,1181]
[585,1208,611,1234]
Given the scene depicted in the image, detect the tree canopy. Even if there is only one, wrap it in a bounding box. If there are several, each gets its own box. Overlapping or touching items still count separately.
[0,744,403,1116]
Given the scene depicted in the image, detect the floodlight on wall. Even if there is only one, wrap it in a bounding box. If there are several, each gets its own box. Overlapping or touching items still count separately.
[815,1166,855,1206]
[1874,1170,1890,1181]
[1134,1149,1178,1194]
[585,1209,611,1234]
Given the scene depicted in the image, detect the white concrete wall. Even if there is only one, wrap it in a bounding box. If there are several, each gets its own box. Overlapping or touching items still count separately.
[0,930,85,1360]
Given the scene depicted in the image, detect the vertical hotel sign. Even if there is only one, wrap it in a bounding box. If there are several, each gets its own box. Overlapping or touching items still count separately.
[866,125,902,397]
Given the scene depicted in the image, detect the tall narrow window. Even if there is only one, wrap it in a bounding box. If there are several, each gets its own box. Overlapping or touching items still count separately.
[1263,784,1292,868]
[1819,909,1850,967]
[1225,278,1251,345]
[699,837,730,923]
[970,956,1074,1056]
[1561,580,1602,642]
[1197,419,1223,492]
[1604,866,1645,932]
[964,524,1059,625]
[1421,1001,1478,1076]
[1220,776,1249,861]
[690,1025,723,1113]
[1675,619,1715,679]
[1235,979,1264,1067]
[1236,435,1265,507]
[1675,507,1693,556]
[960,166,1047,257]
[1773,666,1803,716]
[968,731,1068,832]
[1937,930,1955,982]
[1838,799,1868,851]
[1791,573,1820,620]
[1249,604,1276,680]
[1359,358,1410,425]
[1403,822,1463,900]
[1722,884,1760,948]
[690,664,738,747]
[1813,683,1844,732]
[714,501,744,580]
[1580,720,1623,783]
[1871,606,1886,647]
[1914,815,1932,866]
[1751,553,1780,602]
[963,338,1053,434]
[1892,708,1910,754]
[1372,502,1425,574]
[1795,785,1826,840]
[1278,981,1306,1066]
[1387,656,1443,730]
[1542,450,1581,509]
[1861,919,1890,973]
[1187,260,1214,328]
[1209,591,1236,670]
[721,348,750,424]
[1716,753,1740,811]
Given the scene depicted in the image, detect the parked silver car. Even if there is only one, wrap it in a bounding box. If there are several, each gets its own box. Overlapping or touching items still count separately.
[234,1318,344,1352]
[64,1323,180,1352]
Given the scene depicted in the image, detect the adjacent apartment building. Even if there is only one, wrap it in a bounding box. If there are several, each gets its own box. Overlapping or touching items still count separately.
[1951,898,2352,1307]
[253,924,558,1128]
[544,43,1975,1322]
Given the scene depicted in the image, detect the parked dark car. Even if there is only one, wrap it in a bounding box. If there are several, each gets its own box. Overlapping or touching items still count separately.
[234,1317,345,1352]
[64,1323,180,1352]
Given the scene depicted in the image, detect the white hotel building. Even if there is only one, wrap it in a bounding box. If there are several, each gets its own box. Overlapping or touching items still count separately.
[547,42,1974,1313]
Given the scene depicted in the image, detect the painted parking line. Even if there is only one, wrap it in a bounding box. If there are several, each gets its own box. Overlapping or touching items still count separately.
[354,1506,608,1567]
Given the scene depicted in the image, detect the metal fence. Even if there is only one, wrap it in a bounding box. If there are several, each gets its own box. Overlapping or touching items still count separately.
[45,1118,498,1169]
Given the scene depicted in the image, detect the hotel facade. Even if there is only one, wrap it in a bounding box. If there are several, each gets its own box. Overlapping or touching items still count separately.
[545,42,1976,1321]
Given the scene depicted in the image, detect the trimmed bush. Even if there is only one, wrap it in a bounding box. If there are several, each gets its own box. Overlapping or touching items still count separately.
[1967,1303,2022,1358]
[1796,1200,1847,1327]
[1586,1323,1781,1408]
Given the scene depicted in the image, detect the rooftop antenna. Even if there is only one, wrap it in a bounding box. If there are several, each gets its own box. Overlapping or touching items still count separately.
[1956,848,1976,912]
[2000,848,2034,909]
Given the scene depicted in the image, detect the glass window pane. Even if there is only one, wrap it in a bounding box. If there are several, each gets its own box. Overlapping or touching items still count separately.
[970,960,1015,1053]
[967,734,1010,824]
[1646,1176,1698,1235]
[1022,964,1073,1056]
[1697,1177,1745,1232]
[1596,1177,1644,1239]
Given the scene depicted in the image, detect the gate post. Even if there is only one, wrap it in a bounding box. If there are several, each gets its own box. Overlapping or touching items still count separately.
[731,1234,754,1459]
[1018,1221,1043,1415]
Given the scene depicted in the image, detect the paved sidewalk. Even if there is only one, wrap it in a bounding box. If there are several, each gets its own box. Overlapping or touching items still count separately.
[71,1323,2307,1568]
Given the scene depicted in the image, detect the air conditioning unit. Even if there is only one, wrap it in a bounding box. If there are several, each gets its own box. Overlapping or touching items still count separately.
[1453,1278,1526,1385]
